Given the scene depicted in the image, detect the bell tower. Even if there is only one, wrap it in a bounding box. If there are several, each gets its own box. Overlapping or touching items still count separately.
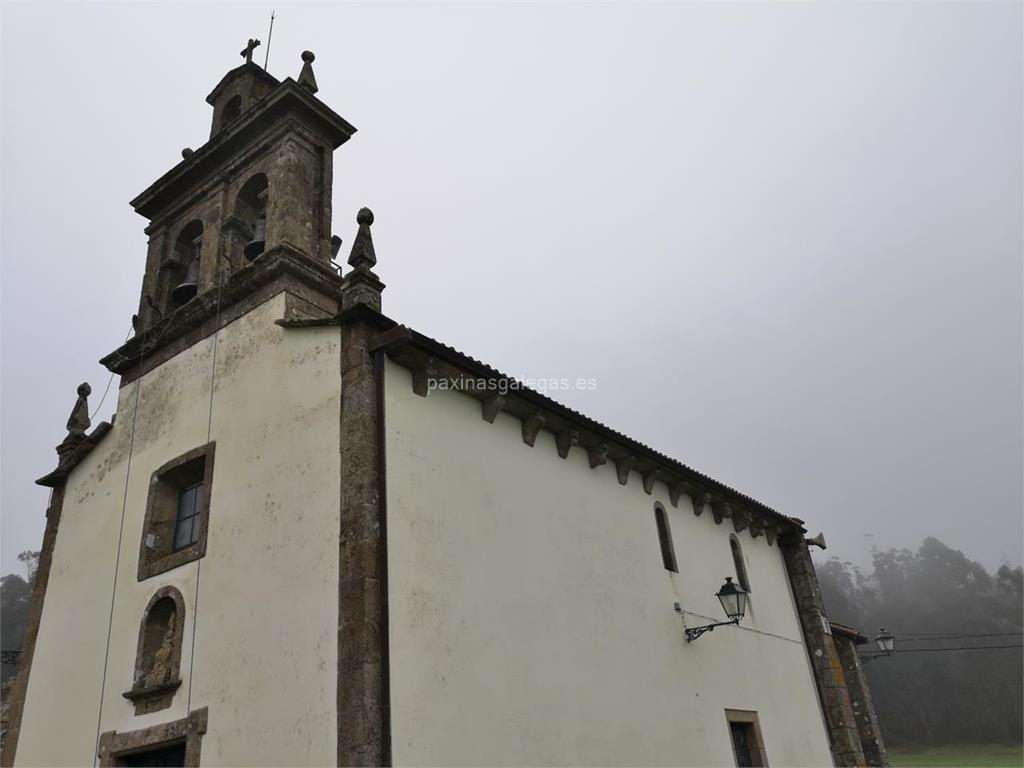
[104,43,356,382]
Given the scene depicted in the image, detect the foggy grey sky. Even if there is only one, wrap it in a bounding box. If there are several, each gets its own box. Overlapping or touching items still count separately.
[2,2,1021,576]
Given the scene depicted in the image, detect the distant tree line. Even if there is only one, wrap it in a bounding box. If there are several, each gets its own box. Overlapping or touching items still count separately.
[1,551,38,689]
[817,537,1022,748]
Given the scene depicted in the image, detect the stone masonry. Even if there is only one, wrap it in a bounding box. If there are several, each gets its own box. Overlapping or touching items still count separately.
[780,535,867,767]
[834,632,889,767]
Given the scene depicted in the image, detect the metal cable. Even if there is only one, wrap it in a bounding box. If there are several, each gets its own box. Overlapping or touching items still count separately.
[897,632,1023,640]
[185,259,225,715]
[92,329,146,766]
[87,323,136,421]
[870,645,1023,655]
[90,276,224,762]
[676,608,804,645]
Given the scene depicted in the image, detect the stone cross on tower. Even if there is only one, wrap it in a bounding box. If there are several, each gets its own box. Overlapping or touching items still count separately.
[240,38,261,64]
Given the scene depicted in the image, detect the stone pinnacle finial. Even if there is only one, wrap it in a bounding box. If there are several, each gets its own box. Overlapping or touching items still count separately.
[57,382,92,457]
[348,208,377,270]
[340,207,385,311]
[241,38,261,64]
[298,50,319,94]
[67,383,92,436]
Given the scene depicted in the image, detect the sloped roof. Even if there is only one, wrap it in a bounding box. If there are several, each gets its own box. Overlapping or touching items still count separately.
[36,422,114,488]
[206,61,280,105]
[336,305,806,535]
[829,621,868,644]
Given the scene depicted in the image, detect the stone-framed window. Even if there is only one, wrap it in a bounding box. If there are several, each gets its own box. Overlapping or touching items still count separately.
[98,707,207,767]
[730,534,752,593]
[725,709,768,767]
[654,502,678,573]
[138,443,215,581]
[174,482,203,551]
[123,586,185,715]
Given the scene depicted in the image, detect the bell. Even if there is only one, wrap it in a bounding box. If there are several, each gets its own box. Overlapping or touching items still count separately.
[171,257,199,306]
[243,215,267,261]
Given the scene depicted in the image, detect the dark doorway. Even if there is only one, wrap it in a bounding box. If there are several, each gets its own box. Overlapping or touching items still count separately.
[726,709,768,767]
[730,721,754,767]
[115,742,186,767]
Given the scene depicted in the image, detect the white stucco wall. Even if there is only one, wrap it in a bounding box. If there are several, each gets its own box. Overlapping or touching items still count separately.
[16,294,341,767]
[385,359,833,767]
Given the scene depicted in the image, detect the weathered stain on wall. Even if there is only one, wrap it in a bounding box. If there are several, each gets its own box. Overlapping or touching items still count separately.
[15,294,341,767]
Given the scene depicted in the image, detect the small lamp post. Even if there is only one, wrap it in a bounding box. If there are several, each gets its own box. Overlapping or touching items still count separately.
[860,628,896,663]
[874,629,895,656]
[681,577,748,642]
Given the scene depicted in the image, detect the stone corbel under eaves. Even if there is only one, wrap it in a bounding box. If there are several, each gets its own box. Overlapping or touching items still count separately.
[710,499,732,526]
[371,327,794,546]
[732,506,753,533]
[522,413,546,446]
[613,455,634,486]
[481,394,506,423]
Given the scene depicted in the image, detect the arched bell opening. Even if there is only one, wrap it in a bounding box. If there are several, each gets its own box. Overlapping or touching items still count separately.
[170,219,204,307]
[235,173,269,262]
[220,94,242,130]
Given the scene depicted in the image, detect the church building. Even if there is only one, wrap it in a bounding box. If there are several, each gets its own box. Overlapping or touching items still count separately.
[2,43,887,768]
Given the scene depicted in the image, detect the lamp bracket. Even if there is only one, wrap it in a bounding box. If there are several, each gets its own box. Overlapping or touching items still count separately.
[858,650,891,663]
[684,618,740,643]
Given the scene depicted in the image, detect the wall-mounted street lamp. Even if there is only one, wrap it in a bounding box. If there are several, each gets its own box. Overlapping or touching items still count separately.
[874,629,895,656]
[859,628,896,663]
[677,577,749,643]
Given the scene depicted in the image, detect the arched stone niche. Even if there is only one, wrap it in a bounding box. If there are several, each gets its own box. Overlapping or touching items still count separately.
[123,586,185,715]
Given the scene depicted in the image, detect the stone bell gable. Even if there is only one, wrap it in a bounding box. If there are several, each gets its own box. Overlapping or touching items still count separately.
[124,48,354,362]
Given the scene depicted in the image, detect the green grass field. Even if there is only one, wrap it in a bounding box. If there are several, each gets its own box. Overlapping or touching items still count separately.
[889,744,1023,767]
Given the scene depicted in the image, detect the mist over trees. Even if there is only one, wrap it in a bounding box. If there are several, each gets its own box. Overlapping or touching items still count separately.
[817,537,1023,748]
[1,551,37,687]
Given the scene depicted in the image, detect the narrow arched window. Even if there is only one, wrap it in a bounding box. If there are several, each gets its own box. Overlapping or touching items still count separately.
[221,94,242,129]
[730,534,751,592]
[654,503,678,573]
[236,173,269,261]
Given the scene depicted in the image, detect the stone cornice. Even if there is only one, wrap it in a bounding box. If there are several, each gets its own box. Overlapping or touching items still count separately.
[100,245,342,380]
[36,422,113,488]
[143,120,325,236]
[368,324,800,539]
[131,79,356,220]
[275,301,395,331]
